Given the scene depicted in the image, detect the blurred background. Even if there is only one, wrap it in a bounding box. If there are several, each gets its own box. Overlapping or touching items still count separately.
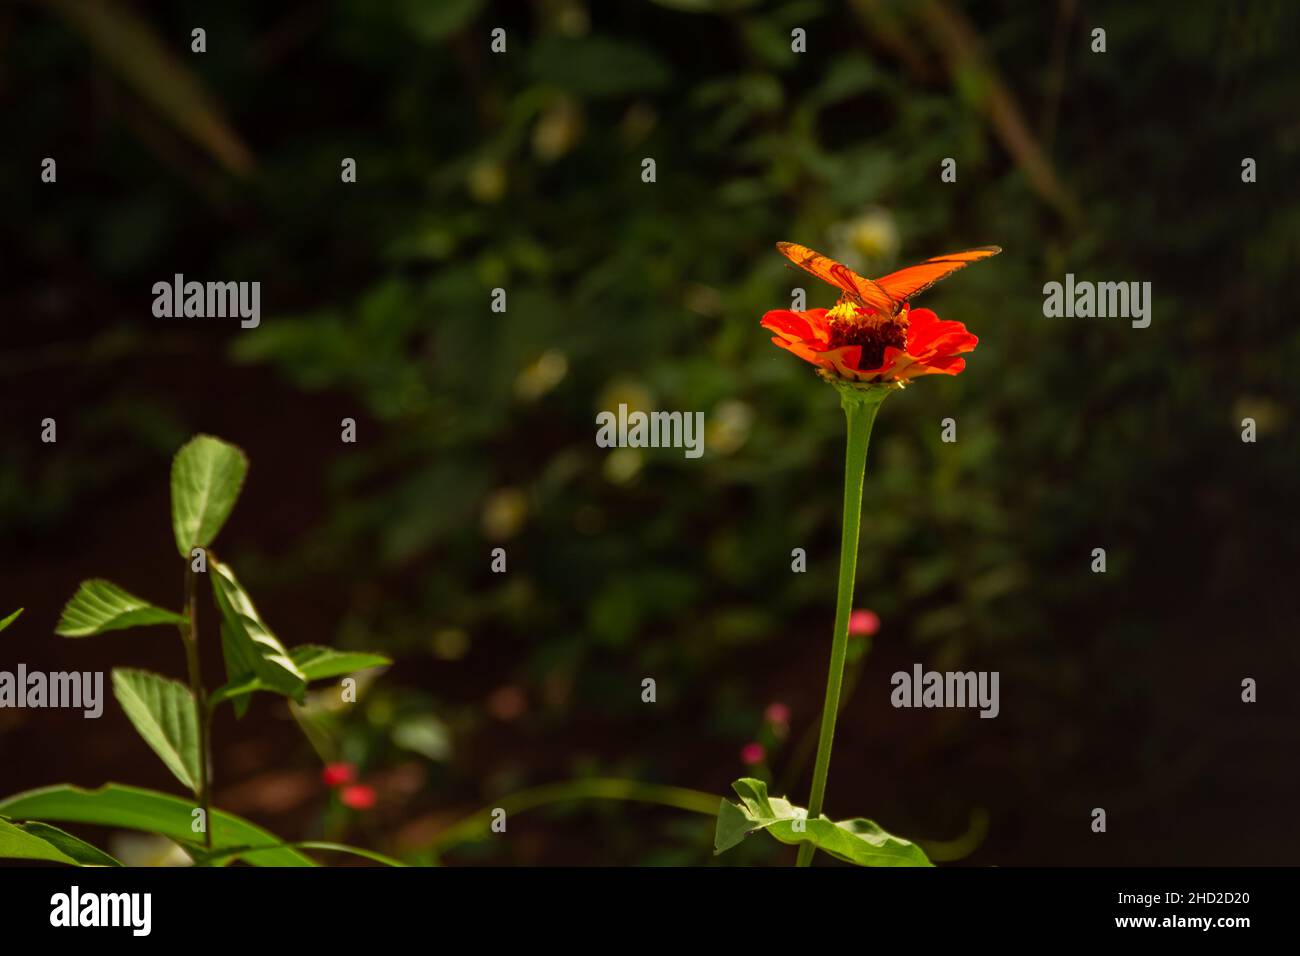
[2,0,1299,865]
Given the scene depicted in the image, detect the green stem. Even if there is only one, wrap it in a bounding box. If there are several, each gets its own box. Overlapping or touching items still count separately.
[796,384,890,867]
[181,565,213,850]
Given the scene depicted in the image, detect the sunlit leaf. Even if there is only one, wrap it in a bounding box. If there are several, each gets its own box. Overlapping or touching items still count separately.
[170,435,248,557]
[290,645,390,682]
[0,608,23,634]
[210,559,306,717]
[55,580,185,637]
[209,645,388,711]
[714,778,932,867]
[0,816,79,865]
[1,815,124,867]
[0,784,314,867]
[111,668,201,795]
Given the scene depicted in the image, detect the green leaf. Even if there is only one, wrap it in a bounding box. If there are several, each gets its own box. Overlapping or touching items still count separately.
[5,821,122,866]
[0,784,315,867]
[290,645,391,681]
[713,796,754,854]
[209,645,388,712]
[111,669,201,795]
[208,674,261,710]
[55,580,185,637]
[210,560,306,718]
[218,621,255,719]
[0,608,22,633]
[0,816,79,864]
[714,778,932,867]
[170,434,248,557]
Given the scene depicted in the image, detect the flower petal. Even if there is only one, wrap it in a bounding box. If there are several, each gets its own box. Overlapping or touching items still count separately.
[761,309,816,343]
[769,335,829,367]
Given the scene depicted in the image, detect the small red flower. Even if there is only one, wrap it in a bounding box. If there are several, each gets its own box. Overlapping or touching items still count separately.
[761,301,977,383]
[321,762,356,788]
[849,609,880,637]
[339,784,377,810]
[740,742,766,766]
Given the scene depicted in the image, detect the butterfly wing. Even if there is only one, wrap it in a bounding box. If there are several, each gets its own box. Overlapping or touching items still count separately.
[776,241,896,314]
[873,247,1002,306]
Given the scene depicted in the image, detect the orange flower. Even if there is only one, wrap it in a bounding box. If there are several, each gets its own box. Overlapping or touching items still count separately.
[761,299,978,384]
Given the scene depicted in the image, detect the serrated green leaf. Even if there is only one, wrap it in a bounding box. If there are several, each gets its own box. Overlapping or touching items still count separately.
[0,608,22,633]
[170,435,248,557]
[209,645,388,712]
[210,560,305,715]
[290,645,390,681]
[714,778,932,867]
[112,668,201,795]
[0,784,314,867]
[55,580,186,637]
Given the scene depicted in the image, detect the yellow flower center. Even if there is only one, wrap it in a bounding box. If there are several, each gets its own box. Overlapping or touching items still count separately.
[825,299,908,369]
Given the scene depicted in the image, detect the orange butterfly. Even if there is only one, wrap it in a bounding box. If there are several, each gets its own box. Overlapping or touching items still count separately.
[776,241,1001,316]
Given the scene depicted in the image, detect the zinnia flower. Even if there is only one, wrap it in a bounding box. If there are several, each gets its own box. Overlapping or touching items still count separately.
[761,300,977,384]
